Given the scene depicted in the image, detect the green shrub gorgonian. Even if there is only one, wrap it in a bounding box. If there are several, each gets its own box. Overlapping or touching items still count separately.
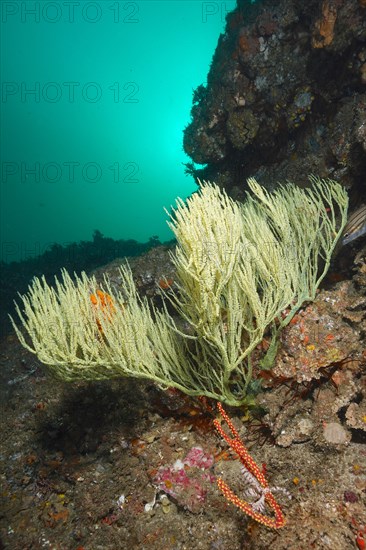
[11,177,348,406]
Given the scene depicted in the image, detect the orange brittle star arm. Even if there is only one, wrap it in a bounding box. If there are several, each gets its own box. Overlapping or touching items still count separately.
[214,402,286,529]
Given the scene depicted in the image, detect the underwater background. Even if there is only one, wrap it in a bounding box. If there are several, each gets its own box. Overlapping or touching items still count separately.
[1,0,235,264]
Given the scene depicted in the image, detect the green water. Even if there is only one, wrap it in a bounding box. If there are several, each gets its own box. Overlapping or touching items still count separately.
[1,0,235,262]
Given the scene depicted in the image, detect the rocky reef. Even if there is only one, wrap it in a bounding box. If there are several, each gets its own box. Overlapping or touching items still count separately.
[184,0,366,204]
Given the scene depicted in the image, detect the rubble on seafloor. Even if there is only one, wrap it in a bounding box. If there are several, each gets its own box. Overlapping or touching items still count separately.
[1,242,365,549]
[255,245,366,451]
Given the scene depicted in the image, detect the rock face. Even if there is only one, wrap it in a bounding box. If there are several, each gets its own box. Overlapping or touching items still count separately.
[184,0,366,201]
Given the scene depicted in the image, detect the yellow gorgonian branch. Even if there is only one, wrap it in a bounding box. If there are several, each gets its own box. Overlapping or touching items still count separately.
[10,177,348,406]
